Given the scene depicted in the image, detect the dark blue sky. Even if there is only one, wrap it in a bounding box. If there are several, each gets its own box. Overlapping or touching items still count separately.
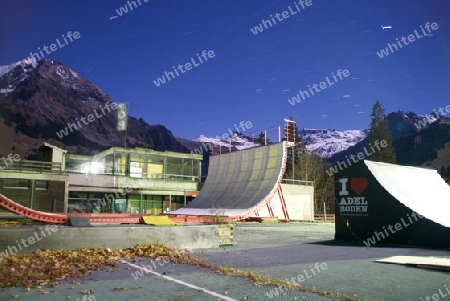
[1,0,449,139]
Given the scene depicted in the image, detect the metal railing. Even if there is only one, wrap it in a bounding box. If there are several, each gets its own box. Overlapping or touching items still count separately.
[281,178,314,186]
[148,173,200,182]
[0,160,63,174]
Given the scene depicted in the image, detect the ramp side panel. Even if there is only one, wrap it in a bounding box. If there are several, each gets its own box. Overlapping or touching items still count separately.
[181,143,285,211]
[0,193,68,224]
[364,160,450,228]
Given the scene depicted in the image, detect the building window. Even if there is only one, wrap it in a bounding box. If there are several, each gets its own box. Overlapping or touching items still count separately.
[4,179,30,189]
[114,153,127,175]
[130,161,143,178]
[35,180,49,190]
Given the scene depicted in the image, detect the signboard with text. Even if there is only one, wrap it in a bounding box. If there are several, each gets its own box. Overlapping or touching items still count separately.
[117,103,128,131]
[337,177,369,216]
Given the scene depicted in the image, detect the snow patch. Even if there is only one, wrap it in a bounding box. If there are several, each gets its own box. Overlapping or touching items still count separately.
[70,70,78,78]
[0,58,38,78]
[0,88,14,94]
[193,134,258,150]
[0,64,15,78]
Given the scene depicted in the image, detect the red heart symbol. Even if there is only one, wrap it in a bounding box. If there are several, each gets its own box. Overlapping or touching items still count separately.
[350,177,367,195]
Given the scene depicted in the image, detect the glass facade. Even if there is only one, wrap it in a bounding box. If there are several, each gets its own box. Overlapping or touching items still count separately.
[3,179,30,189]
[65,149,201,180]
[68,191,194,214]
[65,147,201,213]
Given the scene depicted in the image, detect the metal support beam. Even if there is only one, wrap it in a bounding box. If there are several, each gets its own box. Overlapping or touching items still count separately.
[63,180,69,213]
[266,202,274,217]
[277,184,290,222]
[29,179,35,209]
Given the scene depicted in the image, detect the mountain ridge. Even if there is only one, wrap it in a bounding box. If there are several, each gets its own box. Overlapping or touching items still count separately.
[0,58,189,158]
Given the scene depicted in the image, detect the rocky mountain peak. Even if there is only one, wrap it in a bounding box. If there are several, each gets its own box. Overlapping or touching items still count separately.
[0,58,188,157]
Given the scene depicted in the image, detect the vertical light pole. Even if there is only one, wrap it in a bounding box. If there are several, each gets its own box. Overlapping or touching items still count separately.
[292,146,295,180]
[278,125,281,142]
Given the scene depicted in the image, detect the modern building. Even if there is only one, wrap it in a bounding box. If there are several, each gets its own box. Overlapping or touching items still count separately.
[0,143,68,213]
[0,143,202,215]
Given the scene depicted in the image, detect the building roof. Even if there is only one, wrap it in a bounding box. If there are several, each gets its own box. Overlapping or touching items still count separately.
[42,142,68,154]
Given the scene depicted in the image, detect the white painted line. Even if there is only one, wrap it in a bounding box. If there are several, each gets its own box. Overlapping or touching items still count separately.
[120,260,237,301]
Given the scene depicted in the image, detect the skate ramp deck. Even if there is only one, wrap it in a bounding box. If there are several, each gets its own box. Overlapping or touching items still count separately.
[365,160,450,227]
[169,142,287,218]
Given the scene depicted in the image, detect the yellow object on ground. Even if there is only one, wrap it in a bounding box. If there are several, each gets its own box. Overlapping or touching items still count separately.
[142,215,181,226]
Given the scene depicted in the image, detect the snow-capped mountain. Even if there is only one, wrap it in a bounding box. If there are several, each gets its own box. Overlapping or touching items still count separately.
[193,134,258,151]
[299,110,437,159]
[0,58,39,95]
[300,129,368,158]
[191,129,367,158]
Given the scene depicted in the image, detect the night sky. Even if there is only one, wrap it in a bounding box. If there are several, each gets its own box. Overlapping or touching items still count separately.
[1,0,449,139]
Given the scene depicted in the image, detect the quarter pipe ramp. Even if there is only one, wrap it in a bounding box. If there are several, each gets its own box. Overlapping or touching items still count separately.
[335,159,450,248]
[169,142,288,221]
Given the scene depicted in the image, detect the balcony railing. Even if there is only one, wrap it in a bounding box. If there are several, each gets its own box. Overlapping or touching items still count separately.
[147,173,200,182]
[0,160,63,174]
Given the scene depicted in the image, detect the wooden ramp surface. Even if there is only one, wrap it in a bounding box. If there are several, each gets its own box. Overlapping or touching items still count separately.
[375,256,450,271]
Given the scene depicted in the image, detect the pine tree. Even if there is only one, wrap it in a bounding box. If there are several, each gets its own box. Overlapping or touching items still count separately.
[255,131,271,146]
[367,100,396,163]
[256,131,268,146]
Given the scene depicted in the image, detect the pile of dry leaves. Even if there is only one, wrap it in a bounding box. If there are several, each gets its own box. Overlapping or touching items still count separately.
[0,244,189,289]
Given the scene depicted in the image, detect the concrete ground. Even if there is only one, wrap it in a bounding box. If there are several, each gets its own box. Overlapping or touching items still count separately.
[0,222,449,301]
